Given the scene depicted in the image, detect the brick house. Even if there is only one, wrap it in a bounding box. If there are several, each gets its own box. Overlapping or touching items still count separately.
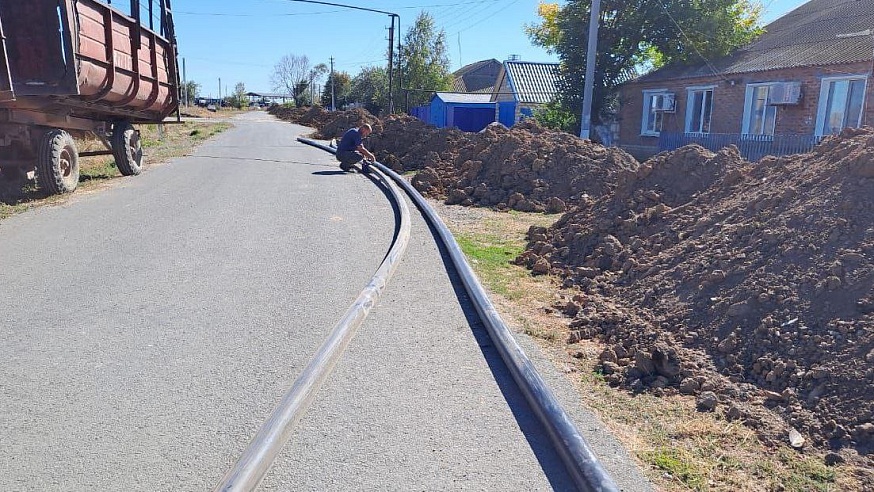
[617,0,874,161]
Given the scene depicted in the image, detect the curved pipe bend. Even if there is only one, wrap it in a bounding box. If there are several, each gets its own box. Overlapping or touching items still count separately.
[214,150,412,492]
[298,137,618,492]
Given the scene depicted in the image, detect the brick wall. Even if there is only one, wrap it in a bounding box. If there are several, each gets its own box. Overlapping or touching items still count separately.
[617,61,874,160]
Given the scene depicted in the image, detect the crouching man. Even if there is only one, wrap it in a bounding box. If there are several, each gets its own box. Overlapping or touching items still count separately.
[336,123,376,173]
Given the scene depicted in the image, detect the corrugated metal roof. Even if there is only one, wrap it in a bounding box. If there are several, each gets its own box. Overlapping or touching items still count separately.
[636,0,874,83]
[504,61,560,104]
[434,92,493,104]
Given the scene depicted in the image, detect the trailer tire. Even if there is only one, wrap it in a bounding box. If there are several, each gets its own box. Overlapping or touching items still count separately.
[112,122,144,176]
[36,129,79,194]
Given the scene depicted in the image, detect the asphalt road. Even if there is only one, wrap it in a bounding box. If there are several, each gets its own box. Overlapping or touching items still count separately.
[0,112,651,491]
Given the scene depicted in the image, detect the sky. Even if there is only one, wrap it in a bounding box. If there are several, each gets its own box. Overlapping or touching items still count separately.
[167,0,810,98]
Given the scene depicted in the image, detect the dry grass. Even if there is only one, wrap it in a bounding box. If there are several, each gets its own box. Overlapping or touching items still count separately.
[0,121,230,221]
[179,105,250,119]
[430,200,865,492]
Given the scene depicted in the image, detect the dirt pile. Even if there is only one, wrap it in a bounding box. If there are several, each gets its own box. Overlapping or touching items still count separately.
[268,106,380,140]
[369,116,639,213]
[270,109,639,212]
[518,128,874,456]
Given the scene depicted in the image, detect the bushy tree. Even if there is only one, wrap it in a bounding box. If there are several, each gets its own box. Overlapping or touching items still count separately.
[181,80,200,106]
[307,63,329,106]
[526,0,763,129]
[350,66,389,115]
[321,71,352,109]
[232,82,247,109]
[396,11,453,109]
[533,99,577,133]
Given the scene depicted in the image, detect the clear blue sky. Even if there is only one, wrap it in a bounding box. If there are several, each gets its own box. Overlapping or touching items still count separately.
[171,0,809,98]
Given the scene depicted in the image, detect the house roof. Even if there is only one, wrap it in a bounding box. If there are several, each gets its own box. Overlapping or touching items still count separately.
[502,61,560,104]
[434,92,494,104]
[452,59,501,93]
[636,0,874,83]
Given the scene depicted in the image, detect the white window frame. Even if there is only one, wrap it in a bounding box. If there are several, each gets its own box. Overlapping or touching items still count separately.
[741,82,778,137]
[685,85,716,134]
[641,89,671,137]
[815,74,868,137]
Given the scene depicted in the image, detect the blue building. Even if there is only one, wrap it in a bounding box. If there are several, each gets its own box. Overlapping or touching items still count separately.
[425,92,496,132]
[410,59,561,131]
[492,60,561,127]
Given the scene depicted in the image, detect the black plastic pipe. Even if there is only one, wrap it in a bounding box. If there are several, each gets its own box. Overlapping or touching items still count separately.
[299,137,619,492]
[214,161,411,491]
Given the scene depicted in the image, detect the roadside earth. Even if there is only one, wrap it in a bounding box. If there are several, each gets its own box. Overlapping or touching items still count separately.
[265,105,874,490]
[429,199,869,492]
[0,121,230,222]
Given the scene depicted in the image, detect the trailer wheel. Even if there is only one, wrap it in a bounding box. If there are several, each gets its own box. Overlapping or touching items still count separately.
[36,129,80,194]
[112,122,144,176]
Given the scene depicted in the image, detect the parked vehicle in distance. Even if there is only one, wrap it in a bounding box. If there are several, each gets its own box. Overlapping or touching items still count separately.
[0,0,180,194]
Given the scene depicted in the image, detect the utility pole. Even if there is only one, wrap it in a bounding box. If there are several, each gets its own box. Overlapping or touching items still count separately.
[580,0,601,140]
[218,77,222,106]
[182,57,187,106]
[387,17,395,114]
[329,56,335,111]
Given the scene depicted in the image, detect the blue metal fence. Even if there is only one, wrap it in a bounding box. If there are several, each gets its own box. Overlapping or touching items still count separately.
[410,105,430,123]
[658,132,825,161]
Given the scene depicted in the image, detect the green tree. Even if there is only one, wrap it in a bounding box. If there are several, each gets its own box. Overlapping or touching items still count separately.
[294,80,311,107]
[350,66,389,115]
[321,71,352,109]
[307,63,329,106]
[526,0,763,130]
[181,80,200,106]
[533,99,577,133]
[396,11,453,109]
[233,82,247,109]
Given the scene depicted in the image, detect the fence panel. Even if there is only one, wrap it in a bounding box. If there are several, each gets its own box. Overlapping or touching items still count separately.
[658,132,824,161]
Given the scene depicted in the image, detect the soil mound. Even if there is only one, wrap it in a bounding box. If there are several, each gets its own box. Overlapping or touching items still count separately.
[370,116,640,212]
[518,127,874,455]
[270,104,874,463]
[273,109,640,212]
[267,106,379,140]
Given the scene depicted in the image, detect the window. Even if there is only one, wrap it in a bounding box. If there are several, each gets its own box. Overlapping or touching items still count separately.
[641,90,673,136]
[742,83,777,136]
[816,76,867,136]
[685,87,714,134]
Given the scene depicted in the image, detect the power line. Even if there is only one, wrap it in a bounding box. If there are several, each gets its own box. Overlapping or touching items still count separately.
[174,9,342,17]
[451,0,520,35]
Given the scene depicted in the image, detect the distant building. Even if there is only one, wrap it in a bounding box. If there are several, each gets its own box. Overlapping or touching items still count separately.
[246,92,293,105]
[411,59,560,131]
[490,60,560,126]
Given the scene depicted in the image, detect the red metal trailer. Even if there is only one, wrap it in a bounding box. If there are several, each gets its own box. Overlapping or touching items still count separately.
[0,0,179,194]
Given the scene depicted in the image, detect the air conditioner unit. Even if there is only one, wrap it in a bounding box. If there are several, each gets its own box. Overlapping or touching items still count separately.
[768,82,802,105]
[653,93,676,112]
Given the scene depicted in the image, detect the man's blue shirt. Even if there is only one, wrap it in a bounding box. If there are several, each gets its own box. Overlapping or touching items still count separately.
[337,128,362,152]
